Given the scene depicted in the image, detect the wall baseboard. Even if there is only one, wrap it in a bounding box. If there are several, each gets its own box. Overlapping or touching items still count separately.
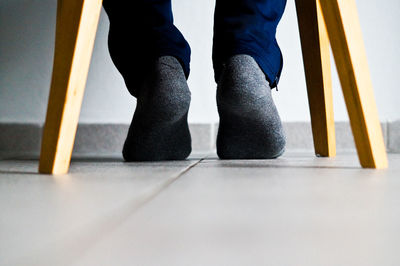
[0,121,398,159]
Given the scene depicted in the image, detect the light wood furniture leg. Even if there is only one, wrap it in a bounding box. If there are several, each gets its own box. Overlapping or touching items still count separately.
[295,0,336,157]
[39,0,103,174]
[319,0,388,168]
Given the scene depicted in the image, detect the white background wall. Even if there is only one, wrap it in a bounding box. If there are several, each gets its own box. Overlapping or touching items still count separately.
[1,0,399,124]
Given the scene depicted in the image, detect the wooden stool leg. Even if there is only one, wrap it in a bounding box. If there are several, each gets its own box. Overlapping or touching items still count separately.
[319,0,388,168]
[39,0,103,174]
[295,0,336,157]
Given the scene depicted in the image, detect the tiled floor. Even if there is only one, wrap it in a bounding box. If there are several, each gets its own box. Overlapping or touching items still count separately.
[1,152,399,266]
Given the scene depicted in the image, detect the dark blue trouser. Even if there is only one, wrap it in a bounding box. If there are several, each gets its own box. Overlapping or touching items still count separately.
[103,0,286,97]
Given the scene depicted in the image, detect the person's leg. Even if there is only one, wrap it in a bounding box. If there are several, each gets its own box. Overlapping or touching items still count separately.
[103,0,192,161]
[213,0,286,87]
[213,0,287,159]
[103,0,191,97]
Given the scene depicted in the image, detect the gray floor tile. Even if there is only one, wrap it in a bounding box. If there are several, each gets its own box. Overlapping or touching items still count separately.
[1,153,392,266]
[0,158,200,266]
[1,153,399,266]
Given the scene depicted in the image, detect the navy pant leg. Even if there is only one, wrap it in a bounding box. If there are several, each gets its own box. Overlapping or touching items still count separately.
[103,0,191,97]
[213,0,287,88]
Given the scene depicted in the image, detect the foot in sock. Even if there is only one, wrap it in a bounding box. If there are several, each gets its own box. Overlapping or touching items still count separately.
[216,54,286,159]
[122,56,192,161]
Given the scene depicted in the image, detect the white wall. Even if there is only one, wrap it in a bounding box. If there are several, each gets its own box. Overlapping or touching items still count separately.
[1,0,399,124]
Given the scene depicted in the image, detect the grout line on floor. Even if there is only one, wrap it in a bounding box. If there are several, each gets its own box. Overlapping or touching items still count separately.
[176,158,205,176]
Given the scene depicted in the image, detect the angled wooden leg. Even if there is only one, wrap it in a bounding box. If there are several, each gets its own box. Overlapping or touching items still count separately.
[319,0,388,168]
[295,0,336,157]
[39,0,103,174]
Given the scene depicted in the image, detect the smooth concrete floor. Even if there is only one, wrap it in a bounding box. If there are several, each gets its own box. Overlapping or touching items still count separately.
[0,152,399,266]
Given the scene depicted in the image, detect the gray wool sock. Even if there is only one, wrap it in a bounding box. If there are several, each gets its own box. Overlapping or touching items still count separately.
[122,56,192,161]
[216,54,286,159]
